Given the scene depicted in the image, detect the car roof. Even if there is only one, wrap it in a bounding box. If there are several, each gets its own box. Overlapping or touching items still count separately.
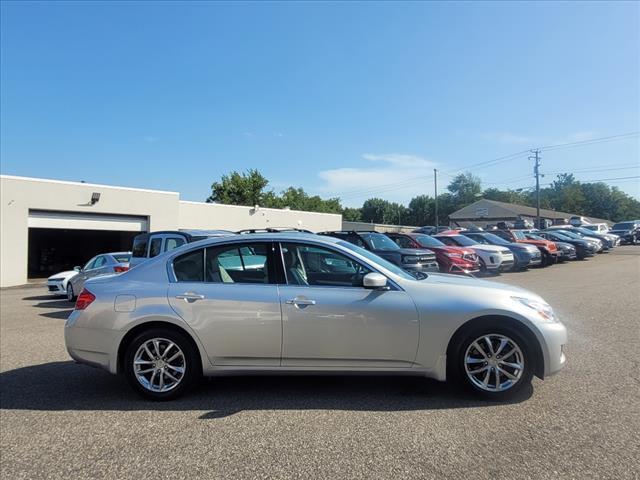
[187,231,342,247]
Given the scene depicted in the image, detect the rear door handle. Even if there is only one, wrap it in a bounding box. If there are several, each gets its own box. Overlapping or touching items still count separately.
[175,293,205,302]
[285,298,316,306]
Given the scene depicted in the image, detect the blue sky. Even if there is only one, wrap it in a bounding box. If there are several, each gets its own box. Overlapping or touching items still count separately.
[1,1,638,207]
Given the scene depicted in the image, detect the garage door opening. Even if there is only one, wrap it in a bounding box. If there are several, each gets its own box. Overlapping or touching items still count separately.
[28,228,139,278]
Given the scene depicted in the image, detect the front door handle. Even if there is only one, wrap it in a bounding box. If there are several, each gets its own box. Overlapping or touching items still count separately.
[175,293,205,302]
[285,298,316,306]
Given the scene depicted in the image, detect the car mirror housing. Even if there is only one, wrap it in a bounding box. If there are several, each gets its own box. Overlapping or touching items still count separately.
[363,272,389,290]
[74,266,82,272]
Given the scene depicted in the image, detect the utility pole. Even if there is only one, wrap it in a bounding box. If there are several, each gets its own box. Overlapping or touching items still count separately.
[434,168,439,229]
[530,149,541,228]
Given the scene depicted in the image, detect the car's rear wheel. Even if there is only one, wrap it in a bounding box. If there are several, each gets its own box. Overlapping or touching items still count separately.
[124,328,200,401]
[453,326,534,400]
[66,283,75,302]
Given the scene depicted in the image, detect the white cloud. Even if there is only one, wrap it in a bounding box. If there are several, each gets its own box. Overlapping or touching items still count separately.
[317,153,437,206]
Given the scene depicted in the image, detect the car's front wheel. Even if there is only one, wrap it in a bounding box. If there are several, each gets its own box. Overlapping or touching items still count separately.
[453,326,534,400]
[124,328,200,400]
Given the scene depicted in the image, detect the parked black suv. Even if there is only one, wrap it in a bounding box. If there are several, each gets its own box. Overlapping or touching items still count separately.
[609,220,640,244]
[318,231,439,274]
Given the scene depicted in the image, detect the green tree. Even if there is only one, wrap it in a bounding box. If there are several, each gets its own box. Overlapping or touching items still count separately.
[482,188,528,205]
[206,169,269,206]
[361,198,393,223]
[342,207,362,222]
[447,172,482,205]
[407,195,434,226]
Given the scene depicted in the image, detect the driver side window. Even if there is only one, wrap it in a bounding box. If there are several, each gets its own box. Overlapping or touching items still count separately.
[280,243,371,287]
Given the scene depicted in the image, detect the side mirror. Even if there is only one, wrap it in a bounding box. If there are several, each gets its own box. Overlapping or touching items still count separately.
[363,272,389,290]
[73,266,82,272]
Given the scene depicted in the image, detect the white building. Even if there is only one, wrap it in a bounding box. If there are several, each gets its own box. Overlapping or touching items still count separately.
[0,175,342,287]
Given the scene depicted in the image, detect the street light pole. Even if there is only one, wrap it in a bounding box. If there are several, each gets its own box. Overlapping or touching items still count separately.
[434,168,439,229]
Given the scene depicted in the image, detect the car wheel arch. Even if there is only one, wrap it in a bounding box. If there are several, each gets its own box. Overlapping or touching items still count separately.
[116,320,205,375]
[445,314,545,380]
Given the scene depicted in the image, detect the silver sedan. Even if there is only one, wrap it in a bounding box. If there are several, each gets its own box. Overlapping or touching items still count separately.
[65,233,567,401]
[66,252,131,301]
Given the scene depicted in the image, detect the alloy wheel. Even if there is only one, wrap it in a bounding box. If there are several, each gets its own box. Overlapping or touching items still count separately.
[67,284,74,302]
[464,334,524,392]
[133,338,186,393]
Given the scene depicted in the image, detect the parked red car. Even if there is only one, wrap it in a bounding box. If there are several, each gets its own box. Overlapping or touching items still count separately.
[385,232,481,274]
[491,229,559,266]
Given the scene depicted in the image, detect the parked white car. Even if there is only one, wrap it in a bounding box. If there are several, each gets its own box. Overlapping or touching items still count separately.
[434,233,515,272]
[583,223,610,234]
[47,270,79,296]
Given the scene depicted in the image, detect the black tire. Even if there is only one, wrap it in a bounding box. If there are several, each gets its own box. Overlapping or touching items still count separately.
[449,323,534,400]
[124,328,200,401]
[66,283,75,302]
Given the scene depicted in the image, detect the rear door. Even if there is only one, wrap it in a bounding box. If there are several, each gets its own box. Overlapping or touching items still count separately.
[167,242,282,366]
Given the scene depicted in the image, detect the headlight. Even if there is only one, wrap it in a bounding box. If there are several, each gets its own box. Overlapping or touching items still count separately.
[444,252,463,258]
[512,296,557,322]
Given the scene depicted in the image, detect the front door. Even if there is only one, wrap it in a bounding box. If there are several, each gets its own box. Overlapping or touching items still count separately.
[167,242,282,366]
[278,242,419,368]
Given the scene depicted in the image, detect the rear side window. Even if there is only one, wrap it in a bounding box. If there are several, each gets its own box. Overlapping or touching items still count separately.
[205,243,272,284]
[149,238,162,258]
[113,254,131,263]
[132,236,148,258]
[173,249,204,282]
[164,237,186,252]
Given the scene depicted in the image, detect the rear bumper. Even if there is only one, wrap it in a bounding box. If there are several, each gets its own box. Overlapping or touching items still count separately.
[65,312,120,374]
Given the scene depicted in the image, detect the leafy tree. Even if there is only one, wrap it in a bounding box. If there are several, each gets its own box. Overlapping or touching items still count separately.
[361,198,394,223]
[206,169,269,206]
[407,195,434,226]
[447,172,482,205]
[342,207,363,222]
[482,188,528,205]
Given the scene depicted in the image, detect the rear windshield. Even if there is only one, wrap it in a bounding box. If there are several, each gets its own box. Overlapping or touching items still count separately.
[132,236,148,257]
[113,254,131,263]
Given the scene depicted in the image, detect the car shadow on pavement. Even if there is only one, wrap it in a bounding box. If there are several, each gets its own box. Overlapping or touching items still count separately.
[0,361,532,417]
[22,295,74,319]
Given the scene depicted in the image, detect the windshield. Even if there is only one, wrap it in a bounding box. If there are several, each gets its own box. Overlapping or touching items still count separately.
[583,225,598,231]
[547,232,572,241]
[480,233,511,245]
[414,235,446,248]
[573,227,599,236]
[612,222,634,230]
[511,230,526,240]
[360,233,400,251]
[555,230,582,239]
[526,234,545,241]
[447,235,477,246]
[338,241,415,281]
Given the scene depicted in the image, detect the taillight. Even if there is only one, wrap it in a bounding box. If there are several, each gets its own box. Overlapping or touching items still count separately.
[75,289,96,310]
[114,266,129,273]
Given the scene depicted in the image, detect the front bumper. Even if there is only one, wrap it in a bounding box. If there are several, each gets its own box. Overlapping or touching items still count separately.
[404,261,440,273]
[536,320,568,378]
[47,281,65,294]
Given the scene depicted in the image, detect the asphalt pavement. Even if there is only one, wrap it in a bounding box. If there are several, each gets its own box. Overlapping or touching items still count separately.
[1,246,639,479]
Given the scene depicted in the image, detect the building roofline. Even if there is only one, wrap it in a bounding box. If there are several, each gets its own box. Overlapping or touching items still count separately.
[0,174,180,196]
[179,199,342,217]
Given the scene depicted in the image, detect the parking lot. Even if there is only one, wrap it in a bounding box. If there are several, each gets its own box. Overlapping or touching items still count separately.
[1,247,639,480]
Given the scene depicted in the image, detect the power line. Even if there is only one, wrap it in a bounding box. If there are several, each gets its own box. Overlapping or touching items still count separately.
[333,131,639,200]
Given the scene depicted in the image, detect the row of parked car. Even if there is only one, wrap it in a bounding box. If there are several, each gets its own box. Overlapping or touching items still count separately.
[47,220,639,301]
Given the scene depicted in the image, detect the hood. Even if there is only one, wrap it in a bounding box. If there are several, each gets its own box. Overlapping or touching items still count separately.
[398,248,434,256]
[47,270,78,281]
[420,272,539,299]
[470,245,510,254]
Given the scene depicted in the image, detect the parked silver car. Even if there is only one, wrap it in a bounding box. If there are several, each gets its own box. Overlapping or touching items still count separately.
[65,233,566,401]
[66,252,131,301]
